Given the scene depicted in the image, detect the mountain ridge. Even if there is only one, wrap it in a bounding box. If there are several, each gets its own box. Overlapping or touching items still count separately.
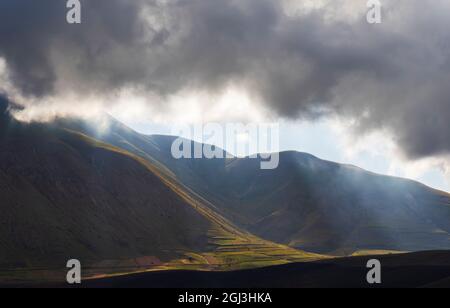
[0,99,322,284]
[35,109,450,255]
[83,123,450,255]
[135,133,450,197]
[2,97,450,270]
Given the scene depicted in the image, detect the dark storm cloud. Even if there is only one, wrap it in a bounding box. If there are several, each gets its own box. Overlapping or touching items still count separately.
[0,0,158,96]
[1,0,450,160]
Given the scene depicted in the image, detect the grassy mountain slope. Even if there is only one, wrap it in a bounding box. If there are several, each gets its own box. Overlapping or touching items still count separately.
[0,108,211,268]
[69,117,450,255]
[200,152,450,255]
[0,99,321,284]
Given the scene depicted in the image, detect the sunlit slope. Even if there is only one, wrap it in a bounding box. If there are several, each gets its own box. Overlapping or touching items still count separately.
[72,116,450,255]
[0,100,320,282]
[65,132,323,272]
[75,135,324,275]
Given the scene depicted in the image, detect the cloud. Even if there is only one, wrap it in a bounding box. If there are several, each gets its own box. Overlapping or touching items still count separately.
[1,0,450,162]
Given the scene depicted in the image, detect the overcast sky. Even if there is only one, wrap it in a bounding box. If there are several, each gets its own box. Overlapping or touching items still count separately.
[1,0,450,191]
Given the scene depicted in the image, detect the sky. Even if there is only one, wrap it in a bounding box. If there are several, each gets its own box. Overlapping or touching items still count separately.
[0,0,450,192]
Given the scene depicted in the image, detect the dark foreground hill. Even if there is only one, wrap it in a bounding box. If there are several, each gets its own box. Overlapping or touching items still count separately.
[77,250,450,288]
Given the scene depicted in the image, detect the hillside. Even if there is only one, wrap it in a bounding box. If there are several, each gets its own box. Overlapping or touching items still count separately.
[189,152,450,255]
[3,96,450,285]
[0,99,212,268]
[64,117,450,255]
[0,98,320,284]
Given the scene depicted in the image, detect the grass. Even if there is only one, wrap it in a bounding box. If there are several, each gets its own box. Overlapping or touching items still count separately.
[159,226,326,272]
[351,250,408,256]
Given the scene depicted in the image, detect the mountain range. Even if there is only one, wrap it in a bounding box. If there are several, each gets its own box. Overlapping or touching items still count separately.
[59,106,450,255]
[1,96,450,284]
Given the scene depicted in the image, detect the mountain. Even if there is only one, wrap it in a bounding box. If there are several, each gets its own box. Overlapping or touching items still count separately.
[2,96,450,285]
[159,151,450,255]
[151,143,450,255]
[0,98,318,284]
[0,98,212,268]
[61,116,450,255]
